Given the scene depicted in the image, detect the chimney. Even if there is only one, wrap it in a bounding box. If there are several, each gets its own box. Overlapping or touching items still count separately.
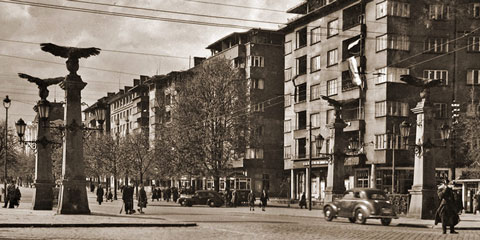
[134,79,140,86]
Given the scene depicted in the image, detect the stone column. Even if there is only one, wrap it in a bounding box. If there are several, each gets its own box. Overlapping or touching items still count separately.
[57,74,90,214]
[370,164,376,189]
[324,117,347,203]
[408,98,437,219]
[290,169,295,200]
[32,107,54,210]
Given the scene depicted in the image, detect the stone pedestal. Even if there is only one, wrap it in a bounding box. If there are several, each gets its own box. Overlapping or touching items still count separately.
[32,115,54,210]
[407,98,438,219]
[324,118,347,203]
[57,75,90,214]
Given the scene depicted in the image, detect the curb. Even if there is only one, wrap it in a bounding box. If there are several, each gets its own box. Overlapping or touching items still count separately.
[396,223,433,228]
[0,223,197,228]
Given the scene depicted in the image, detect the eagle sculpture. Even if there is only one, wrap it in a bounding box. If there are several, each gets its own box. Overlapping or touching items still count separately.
[400,74,442,99]
[321,95,342,108]
[18,73,64,100]
[400,74,442,89]
[40,43,101,75]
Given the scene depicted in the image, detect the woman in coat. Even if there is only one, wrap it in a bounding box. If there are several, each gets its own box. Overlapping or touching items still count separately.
[137,185,147,214]
[299,192,307,209]
[248,190,256,211]
[435,182,460,234]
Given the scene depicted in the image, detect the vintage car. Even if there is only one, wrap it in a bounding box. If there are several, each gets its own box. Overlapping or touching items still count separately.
[323,188,398,226]
[178,190,224,207]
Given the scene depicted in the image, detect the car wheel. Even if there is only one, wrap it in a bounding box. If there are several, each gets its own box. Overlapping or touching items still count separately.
[348,217,356,223]
[381,218,392,226]
[180,200,186,207]
[209,201,215,207]
[324,206,335,221]
[355,209,367,224]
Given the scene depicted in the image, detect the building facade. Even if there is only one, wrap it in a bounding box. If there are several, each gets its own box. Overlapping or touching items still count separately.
[283,0,480,201]
[206,29,285,196]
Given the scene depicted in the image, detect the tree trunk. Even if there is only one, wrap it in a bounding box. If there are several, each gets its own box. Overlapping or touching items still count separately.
[214,175,220,192]
[114,173,118,200]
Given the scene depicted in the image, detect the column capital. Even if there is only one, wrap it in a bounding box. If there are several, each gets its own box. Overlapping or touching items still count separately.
[60,75,87,91]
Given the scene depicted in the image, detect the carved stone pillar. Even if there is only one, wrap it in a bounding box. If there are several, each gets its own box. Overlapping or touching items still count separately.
[324,117,347,203]
[57,74,90,214]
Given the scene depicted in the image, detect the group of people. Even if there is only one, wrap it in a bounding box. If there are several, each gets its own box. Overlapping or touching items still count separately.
[151,187,179,203]
[2,182,21,209]
[95,184,114,205]
[121,183,148,214]
[247,189,269,211]
[435,180,463,234]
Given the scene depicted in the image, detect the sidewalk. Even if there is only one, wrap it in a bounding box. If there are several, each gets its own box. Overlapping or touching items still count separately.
[0,187,196,228]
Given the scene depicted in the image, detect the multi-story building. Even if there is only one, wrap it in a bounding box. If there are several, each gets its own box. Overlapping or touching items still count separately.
[83,93,114,133]
[282,0,480,201]
[108,76,150,137]
[206,28,285,196]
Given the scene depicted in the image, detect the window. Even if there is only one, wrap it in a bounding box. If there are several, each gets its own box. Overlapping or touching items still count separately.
[434,103,448,118]
[375,67,409,84]
[467,69,480,85]
[296,55,307,75]
[424,70,448,85]
[343,3,362,30]
[248,56,264,67]
[356,170,369,188]
[377,34,409,51]
[375,101,409,117]
[165,110,171,122]
[310,113,321,128]
[376,34,387,51]
[468,36,480,52]
[246,148,264,159]
[285,68,292,81]
[284,146,291,159]
[311,27,321,44]
[310,84,321,100]
[253,103,264,112]
[284,120,291,132]
[327,49,338,67]
[296,83,307,102]
[311,55,321,72]
[327,19,339,37]
[297,138,306,158]
[285,41,292,55]
[473,3,480,18]
[375,134,392,149]
[285,94,292,107]
[326,109,335,124]
[252,79,264,89]
[297,111,307,130]
[388,1,410,18]
[376,1,387,19]
[424,38,449,53]
[327,79,338,96]
[342,70,356,91]
[165,93,172,105]
[429,4,450,20]
[296,27,307,49]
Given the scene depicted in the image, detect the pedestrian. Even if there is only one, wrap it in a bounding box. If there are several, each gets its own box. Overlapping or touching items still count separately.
[107,190,113,202]
[260,189,269,211]
[231,190,237,208]
[299,192,307,209]
[137,184,147,214]
[4,182,15,208]
[90,182,95,193]
[172,187,179,203]
[248,189,256,211]
[157,188,162,201]
[122,183,134,214]
[165,187,171,202]
[13,186,21,208]
[225,188,231,207]
[152,188,157,202]
[96,184,104,205]
[435,181,460,234]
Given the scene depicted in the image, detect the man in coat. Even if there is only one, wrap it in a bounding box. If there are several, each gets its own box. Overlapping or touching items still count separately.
[435,181,460,234]
[122,183,134,214]
[96,184,104,205]
[137,184,147,214]
[248,189,256,211]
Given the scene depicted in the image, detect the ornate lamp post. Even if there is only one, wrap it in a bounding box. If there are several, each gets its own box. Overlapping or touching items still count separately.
[3,95,11,199]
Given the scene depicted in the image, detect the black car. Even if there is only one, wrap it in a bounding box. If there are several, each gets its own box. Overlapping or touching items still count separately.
[178,190,224,207]
[323,188,398,226]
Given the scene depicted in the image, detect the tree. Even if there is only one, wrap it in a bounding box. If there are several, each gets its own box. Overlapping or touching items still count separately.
[170,58,249,192]
[0,121,20,183]
[123,130,155,194]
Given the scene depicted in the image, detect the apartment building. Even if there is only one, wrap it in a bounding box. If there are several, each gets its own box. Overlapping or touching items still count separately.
[206,29,285,196]
[282,0,480,201]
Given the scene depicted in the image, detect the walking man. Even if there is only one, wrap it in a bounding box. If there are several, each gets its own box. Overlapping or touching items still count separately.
[435,181,460,234]
[248,189,256,211]
[260,189,269,211]
[122,183,134,214]
[96,184,104,205]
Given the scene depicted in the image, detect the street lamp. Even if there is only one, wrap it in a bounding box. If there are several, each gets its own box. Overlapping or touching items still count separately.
[307,134,324,211]
[94,104,106,131]
[3,95,11,199]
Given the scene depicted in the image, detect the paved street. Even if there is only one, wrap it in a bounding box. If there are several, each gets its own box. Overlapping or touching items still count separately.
[0,187,479,239]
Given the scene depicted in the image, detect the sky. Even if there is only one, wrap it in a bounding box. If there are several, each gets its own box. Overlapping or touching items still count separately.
[0,0,300,125]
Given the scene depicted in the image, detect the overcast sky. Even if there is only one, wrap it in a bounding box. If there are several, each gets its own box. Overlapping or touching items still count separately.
[0,0,299,125]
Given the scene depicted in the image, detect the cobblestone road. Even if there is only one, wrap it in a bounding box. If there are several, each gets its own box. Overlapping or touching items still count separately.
[0,188,479,240]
